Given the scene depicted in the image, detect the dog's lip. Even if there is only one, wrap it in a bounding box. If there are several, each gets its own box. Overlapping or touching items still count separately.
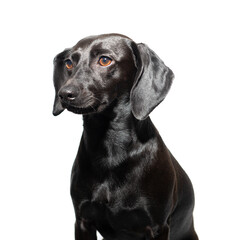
[64,104,98,114]
[61,102,106,115]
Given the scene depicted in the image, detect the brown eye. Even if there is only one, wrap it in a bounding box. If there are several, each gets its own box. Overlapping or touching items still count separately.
[65,59,73,69]
[98,56,112,67]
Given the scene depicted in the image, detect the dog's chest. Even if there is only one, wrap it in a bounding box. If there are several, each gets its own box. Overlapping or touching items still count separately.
[79,182,152,236]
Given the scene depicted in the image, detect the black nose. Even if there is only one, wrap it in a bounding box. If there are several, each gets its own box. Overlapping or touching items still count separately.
[58,85,79,101]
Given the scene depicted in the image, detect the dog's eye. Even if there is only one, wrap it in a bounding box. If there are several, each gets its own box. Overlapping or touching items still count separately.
[65,59,73,70]
[98,57,112,67]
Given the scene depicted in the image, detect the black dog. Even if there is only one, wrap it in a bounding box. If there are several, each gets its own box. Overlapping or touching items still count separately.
[53,34,198,240]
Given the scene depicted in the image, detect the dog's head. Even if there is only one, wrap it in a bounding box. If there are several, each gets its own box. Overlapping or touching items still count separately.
[53,34,174,120]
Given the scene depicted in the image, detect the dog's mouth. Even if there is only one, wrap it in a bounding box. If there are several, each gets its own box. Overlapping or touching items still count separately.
[61,102,106,115]
[63,103,98,115]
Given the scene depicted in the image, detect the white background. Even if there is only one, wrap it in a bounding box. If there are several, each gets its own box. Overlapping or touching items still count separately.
[1,0,239,239]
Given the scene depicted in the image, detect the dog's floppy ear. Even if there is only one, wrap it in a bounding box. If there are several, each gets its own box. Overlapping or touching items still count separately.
[130,43,174,120]
[53,95,64,116]
[52,56,65,116]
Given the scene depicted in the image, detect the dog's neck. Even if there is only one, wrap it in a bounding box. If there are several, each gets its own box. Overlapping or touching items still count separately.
[81,95,157,168]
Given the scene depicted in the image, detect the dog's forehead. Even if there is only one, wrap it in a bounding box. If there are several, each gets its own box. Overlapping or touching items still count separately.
[73,34,132,56]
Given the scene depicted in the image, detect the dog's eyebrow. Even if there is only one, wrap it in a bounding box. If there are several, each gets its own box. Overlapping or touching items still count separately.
[71,52,80,63]
[91,48,113,56]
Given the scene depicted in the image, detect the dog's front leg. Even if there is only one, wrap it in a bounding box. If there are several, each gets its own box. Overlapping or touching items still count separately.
[155,225,170,240]
[75,219,97,240]
[145,225,169,240]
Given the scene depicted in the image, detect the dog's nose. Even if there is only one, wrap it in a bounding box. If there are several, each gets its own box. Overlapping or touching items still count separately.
[58,85,79,101]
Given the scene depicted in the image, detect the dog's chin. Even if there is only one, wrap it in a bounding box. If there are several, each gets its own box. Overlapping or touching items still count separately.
[66,105,97,115]
[62,102,108,115]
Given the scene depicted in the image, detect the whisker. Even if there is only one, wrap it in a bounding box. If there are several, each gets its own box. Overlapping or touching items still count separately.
[91,96,102,103]
[83,97,101,106]
[90,105,97,112]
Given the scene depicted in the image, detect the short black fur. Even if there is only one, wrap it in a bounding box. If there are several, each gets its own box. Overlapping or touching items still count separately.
[53,33,198,240]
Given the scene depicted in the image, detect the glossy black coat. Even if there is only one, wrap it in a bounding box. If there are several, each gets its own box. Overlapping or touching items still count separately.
[53,34,198,240]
